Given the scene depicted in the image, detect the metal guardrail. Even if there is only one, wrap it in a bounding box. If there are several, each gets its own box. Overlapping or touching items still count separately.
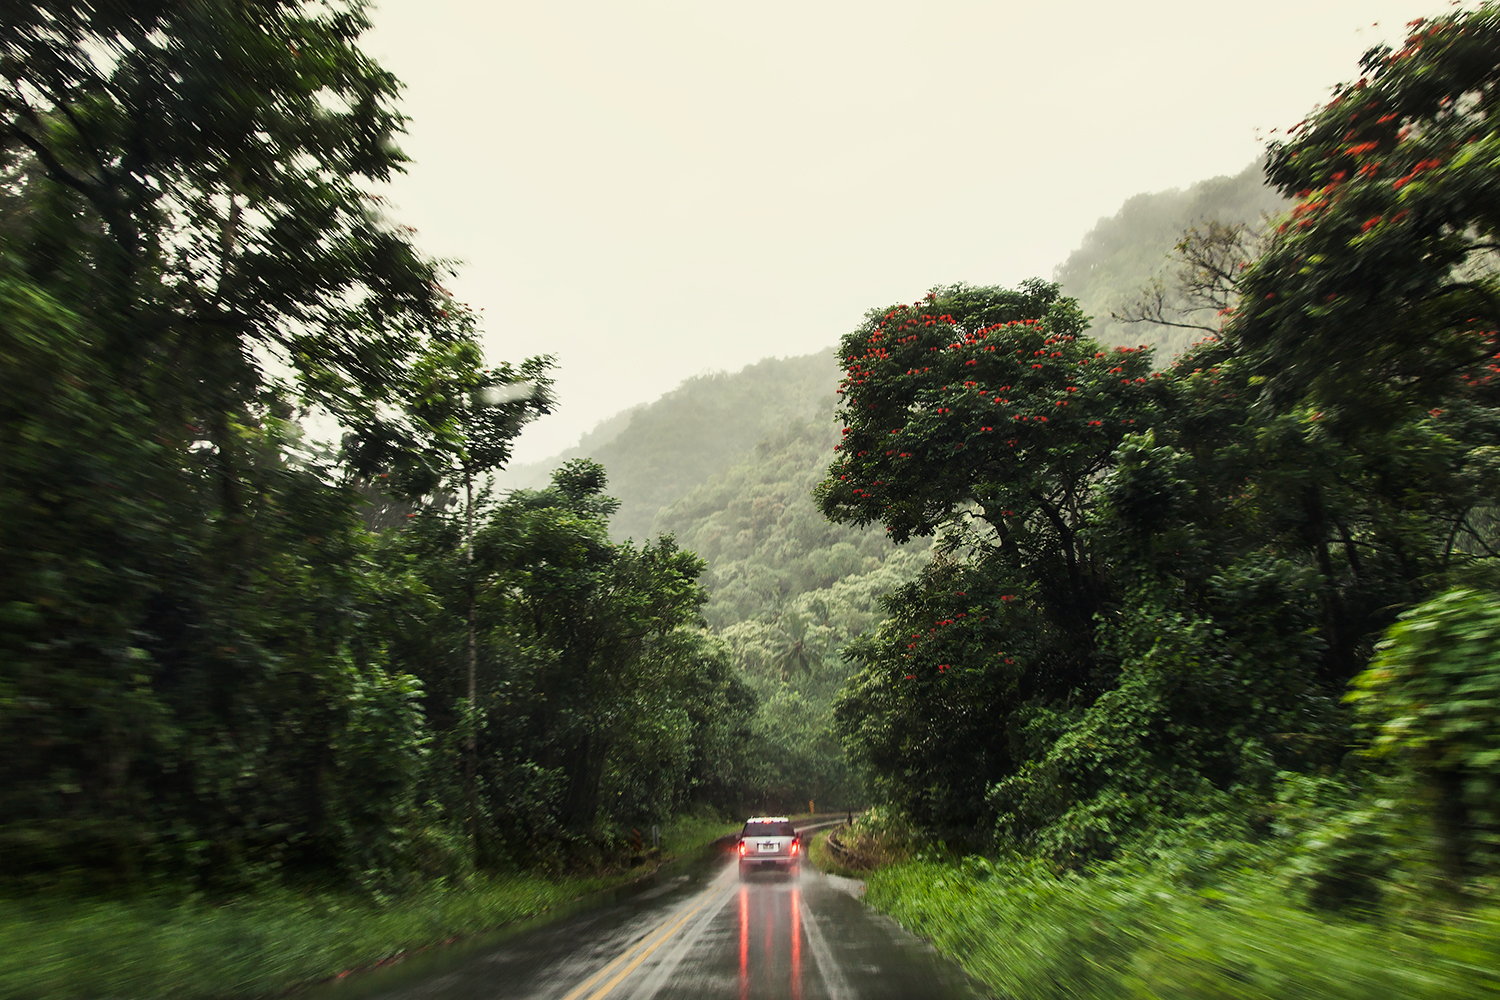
[822,823,876,870]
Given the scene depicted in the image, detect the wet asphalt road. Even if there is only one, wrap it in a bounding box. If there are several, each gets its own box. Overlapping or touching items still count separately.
[309,829,989,1000]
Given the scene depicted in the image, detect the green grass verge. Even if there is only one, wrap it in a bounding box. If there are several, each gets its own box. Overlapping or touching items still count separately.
[658,811,741,856]
[807,828,867,880]
[866,857,1500,1000]
[0,814,740,1000]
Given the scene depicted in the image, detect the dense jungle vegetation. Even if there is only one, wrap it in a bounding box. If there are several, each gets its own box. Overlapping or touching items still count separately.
[0,0,790,902]
[814,7,1500,996]
[10,1,1500,998]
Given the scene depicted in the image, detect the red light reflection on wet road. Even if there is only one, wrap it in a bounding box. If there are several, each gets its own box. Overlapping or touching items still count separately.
[738,886,749,1000]
[790,888,802,1000]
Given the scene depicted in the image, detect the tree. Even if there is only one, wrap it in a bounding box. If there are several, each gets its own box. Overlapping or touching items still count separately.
[475,462,716,832]
[1239,7,1500,423]
[0,1,540,885]
[813,281,1170,827]
[817,282,1162,669]
[347,322,554,843]
[1,0,449,481]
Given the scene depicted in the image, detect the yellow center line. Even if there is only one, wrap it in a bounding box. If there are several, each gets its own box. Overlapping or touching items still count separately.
[558,881,732,1000]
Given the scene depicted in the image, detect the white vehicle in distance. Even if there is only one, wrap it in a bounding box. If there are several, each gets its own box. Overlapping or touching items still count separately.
[737,816,800,878]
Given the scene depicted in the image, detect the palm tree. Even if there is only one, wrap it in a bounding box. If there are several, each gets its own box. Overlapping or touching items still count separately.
[773,610,817,682]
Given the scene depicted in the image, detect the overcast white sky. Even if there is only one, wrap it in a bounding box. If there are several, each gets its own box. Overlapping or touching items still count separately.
[363,0,1444,463]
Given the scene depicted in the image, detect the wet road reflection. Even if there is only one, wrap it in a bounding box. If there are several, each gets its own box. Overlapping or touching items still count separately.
[309,835,988,1000]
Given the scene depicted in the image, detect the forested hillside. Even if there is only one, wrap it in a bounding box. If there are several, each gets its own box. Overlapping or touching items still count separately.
[1055,161,1288,359]
[504,164,1288,557]
[652,411,933,806]
[499,353,840,541]
[482,162,1291,818]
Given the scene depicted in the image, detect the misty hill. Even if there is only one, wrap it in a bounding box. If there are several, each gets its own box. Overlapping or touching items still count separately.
[496,353,839,542]
[652,411,922,630]
[480,162,1295,802]
[502,162,1292,582]
[1055,161,1288,360]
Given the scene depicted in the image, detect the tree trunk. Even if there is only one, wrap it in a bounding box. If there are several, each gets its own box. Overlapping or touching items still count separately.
[465,468,478,849]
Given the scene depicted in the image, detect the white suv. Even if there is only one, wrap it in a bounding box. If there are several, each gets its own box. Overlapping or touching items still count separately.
[737,816,801,877]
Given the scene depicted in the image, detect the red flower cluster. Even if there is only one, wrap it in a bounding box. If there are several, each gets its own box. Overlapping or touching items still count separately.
[1393,158,1442,189]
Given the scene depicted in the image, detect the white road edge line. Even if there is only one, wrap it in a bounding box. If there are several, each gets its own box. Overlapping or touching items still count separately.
[799,890,855,1000]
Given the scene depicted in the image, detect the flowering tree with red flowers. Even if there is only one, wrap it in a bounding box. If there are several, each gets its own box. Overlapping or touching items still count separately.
[816,280,1162,628]
[822,6,1500,874]
[1238,8,1500,421]
[815,280,1167,826]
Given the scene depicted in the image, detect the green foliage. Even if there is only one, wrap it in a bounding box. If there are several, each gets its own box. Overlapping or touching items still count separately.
[822,32,1500,849]
[0,267,176,878]
[0,0,756,898]
[327,663,430,892]
[466,462,755,842]
[1244,6,1500,420]
[1351,588,1500,875]
[867,855,1500,1000]
[0,812,737,1000]
[818,280,1185,832]
[829,18,1500,997]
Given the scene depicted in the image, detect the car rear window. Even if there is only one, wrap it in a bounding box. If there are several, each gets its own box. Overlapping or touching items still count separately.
[742,822,795,836]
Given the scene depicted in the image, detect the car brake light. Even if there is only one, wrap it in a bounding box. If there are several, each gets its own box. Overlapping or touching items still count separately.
[791,842,798,855]
[738,841,746,856]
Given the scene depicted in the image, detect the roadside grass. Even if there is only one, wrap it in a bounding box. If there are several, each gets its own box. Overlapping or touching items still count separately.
[0,813,740,1000]
[866,857,1500,1000]
[807,829,868,880]
[810,806,915,874]
[659,810,741,856]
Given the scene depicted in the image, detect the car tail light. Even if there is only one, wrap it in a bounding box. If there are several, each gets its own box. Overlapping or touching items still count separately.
[791,841,799,855]
[738,840,746,856]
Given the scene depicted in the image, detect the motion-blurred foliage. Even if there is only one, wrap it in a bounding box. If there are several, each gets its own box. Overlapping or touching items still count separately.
[0,0,765,896]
